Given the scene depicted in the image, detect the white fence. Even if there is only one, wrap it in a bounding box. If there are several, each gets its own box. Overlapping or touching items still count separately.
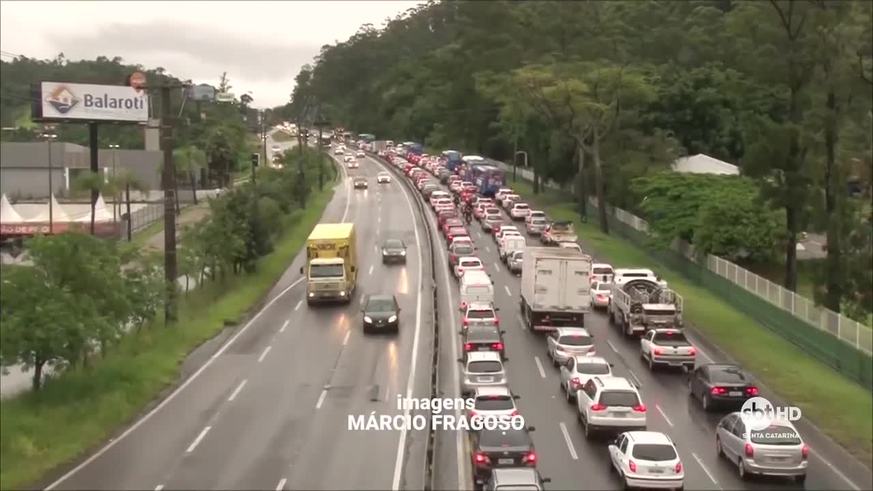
[490,158,871,355]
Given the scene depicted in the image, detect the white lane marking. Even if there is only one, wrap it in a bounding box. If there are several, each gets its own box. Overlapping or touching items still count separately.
[275,477,287,491]
[227,379,247,402]
[186,426,211,453]
[627,369,642,387]
[340,161,352,222]
[691,452,721,489]
[517,314,526,330]
[45,275,311,488]
[559,422,579,460]
[155,485,164,491]
[257,345,272,363]
[504,285,512,297]
[391,170,426,491]
[606,339,618,353]
[343,330,351,346]
[315,389,328,409]
[494,262,500,271]
[655,404,674,427]
[484,245,490,252]
[294,300,302,311]
[813,451,862,490]
[368,264,374,275]
[534,356,546,379]
[279,319,290,332]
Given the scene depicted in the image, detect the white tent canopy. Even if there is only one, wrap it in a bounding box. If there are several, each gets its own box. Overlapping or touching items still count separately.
[74,194,113,223]
[29,194,71,223]
[0,194,24,224]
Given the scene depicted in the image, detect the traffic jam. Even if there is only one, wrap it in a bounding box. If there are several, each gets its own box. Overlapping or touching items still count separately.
[356,140,812,490]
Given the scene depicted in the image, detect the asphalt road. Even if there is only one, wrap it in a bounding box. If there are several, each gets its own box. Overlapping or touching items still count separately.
[45,152,434,490]
[369,155,873,491]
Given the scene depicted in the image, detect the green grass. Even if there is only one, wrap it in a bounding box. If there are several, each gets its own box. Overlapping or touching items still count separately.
[0,184,337,489]
[510,179,873,465]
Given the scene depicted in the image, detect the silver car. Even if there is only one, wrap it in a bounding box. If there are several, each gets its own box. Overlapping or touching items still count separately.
[526,217,548,235]
[546,327,595,365]
[716,413,808,482]
[461,351,507,396]
[558,355,612,403]
[507,250,523,275]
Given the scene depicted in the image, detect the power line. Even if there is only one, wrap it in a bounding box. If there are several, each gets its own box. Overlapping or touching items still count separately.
[0,50,27,59]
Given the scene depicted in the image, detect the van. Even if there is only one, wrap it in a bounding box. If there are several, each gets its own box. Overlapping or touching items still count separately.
[459,270,494,311]
[498,234,526,262]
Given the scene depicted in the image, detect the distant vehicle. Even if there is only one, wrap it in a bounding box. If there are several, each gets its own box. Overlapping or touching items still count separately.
[462,302,499,329]
[463,325,506,361]
[302,223,357,304]
[609,269,683,337]
[353,177,368,189]
[609,431,685,490]
[467,386,517,424]
[484,467,550,491]
[541,221,577,245]
[576,376,647,439]
[558,355,612,402]
[470,427,537,486]
[509,202,531,220]
[520,247,592,332]
[590,281,612,309]
[459,270,494,311]
[361,294,400,333]
[356,151,365,158]
[546,327,595,365]
[468,163,506,197]
[716,413,808,483]
[455,256,485,279]
[507,250,524,275]
[271,144,281,152]
[557,241,582,253]
[526,216,548,235]
[461,351,507,396]
[377,172,392,183]
[334,147,345,155]
[591,263,615,285]
[381,238,406,264]
[640,328,696,371]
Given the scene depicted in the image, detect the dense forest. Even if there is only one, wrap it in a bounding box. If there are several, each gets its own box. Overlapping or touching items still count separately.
[280,0,872,320]
[0,55,259,186]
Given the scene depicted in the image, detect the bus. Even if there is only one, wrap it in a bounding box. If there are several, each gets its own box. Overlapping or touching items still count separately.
[441,150,463,172]
[469,164,506,197]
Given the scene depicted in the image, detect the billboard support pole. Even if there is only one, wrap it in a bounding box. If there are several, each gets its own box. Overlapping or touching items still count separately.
[89,123,99,235]
[161,85,178,324]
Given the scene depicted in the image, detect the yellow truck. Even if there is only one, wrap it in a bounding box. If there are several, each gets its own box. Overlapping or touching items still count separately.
[301,223,358,304]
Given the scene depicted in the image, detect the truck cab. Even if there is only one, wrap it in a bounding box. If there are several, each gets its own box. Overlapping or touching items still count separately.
[303,223,358,304]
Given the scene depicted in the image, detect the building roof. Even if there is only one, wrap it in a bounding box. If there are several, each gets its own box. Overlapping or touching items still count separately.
[672,154,740,175]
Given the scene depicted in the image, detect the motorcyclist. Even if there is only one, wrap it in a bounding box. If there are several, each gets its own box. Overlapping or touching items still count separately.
[463,202,473,223]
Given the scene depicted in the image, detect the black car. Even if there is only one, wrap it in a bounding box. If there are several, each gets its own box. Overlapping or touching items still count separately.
[463,324,506,360]
[353,177,368,189]
[381,239,407,264]
[362,294,400,333]
[471,427,537,486]
[688,363,760,411]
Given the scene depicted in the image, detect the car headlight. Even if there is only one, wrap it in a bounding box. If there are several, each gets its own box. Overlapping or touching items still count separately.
[382,249,387,255]
[308,292,315,297]
[400,250,406,256]
[388,315,397,323]
[364,316,373,323]
[340,291,347,296]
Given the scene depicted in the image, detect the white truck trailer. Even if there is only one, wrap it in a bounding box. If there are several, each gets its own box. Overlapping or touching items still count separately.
[520,247,592,331]
[608,268,683,337]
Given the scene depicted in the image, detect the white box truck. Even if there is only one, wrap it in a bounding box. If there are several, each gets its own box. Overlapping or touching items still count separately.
[519,247,592,331]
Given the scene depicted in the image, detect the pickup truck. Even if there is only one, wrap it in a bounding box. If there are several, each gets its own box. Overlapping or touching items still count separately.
[541,221,578,246]
[608,269,683,336]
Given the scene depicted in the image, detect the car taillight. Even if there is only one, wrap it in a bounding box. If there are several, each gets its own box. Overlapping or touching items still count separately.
[633,404,647,413]
[492,342,504,351]
[675,461,683,473]
[654,348,663,356]
[460,302,467,310]
[462,318,469,326]
[474,452,490,465]
[801,444,810,459]
[494,316,500,326]
[570,377,581,389]
[511,409,519,417]
[523,452,536,464]
[468,410,477,419]
[711,387,727,395]
[628,460,637,473]
[688,347,696,356]
[590,403,607,411]
[744,443,754,457]
[746,386,759,396]
[464,343,474,352]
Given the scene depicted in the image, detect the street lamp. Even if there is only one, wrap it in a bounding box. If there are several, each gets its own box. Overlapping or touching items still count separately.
[109,144,120,222]
[42,132,58,234]
[514,150,528,182]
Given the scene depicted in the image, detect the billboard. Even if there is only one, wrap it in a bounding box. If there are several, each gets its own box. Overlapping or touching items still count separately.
[33,81,149,122]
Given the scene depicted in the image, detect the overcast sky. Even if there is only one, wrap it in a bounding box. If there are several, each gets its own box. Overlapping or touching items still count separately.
[0,1,420,108]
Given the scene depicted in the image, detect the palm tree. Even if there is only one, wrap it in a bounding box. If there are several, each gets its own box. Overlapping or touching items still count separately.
[173,145,207,205]
[72,170,144,239]
[71,172,104,235]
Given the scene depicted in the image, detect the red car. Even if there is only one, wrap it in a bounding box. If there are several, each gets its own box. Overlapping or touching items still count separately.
[446,226,469,243]
[438,209,460,227]
[442,218,464,236]
[449,239,477,266]
[403,163,416,175]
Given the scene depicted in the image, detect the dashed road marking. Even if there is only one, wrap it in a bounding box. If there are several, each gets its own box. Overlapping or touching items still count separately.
[343,330,351,346]
[559,422,579,460]
[504,285,512,297]
[607,339,618,353]
[369,265,374,275]
[517,314,526,330]
[228,379,247,402]
[316,389,328,409]
[186,426,211,453]
[280,319,290,332]
[655,404,674,427]
[534,356,546,378]
[692,452,721,489]
[275,477,287,491]
[257,346,272,363]
[154,485,164,491]
[627,369,642,387]
[294,300,302,311]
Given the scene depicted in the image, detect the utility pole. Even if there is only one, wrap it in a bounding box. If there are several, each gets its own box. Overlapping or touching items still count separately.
[88,123,99,235]
[161,85,178,323]
[43,131,57,234]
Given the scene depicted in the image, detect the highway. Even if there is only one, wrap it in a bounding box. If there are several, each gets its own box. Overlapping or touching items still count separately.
[364,152,873,491]
[45,151,434,490]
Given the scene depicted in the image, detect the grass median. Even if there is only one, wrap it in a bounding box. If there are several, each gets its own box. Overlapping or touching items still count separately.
[0,184,336,489]
[508,178,873,465]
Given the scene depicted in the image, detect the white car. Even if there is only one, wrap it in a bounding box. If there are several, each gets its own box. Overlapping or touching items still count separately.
[467,386,519,424]
[557,241,582,253]
[591,263,615,284]
[462,302,500,329]
[558,355,612,402]
[591,281,612,309]
[430,191,451,207]
[525,210,546,224]
[509,202,531,220]
[502,194,521,211]
[356,151,365,158]
[494,226,519,243]
[455,256,485,278]
[494,188,514,205]
[498,234,525,262]
[335,147,345,155]
[461,351,507,396]
[577,376,646,439]
[546,327,595,365]
[377,172,391,183]
[609,432,685,490]
[271,144,281,152]
[640,328,696,371]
